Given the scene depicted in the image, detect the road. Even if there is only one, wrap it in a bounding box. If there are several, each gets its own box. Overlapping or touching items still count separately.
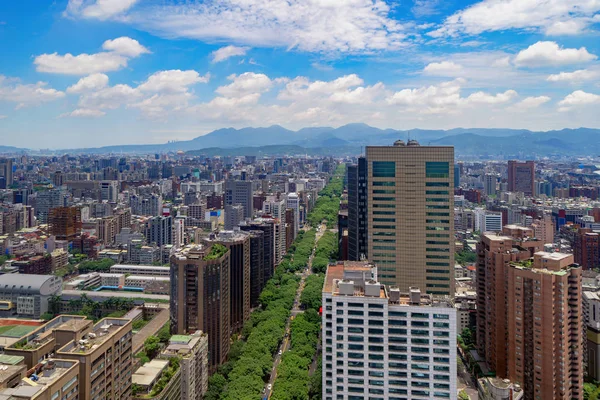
[263,224,325,399]
[457,355,479,399]
[62,289,170,301]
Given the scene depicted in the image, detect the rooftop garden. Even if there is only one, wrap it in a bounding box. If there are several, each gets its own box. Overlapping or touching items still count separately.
[205,244,228,260]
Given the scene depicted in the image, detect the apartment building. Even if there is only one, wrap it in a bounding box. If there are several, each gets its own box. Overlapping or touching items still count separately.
[322,261,457,400]
[0,359,79,400]
[55,318,133,400]
[170,245,230,371]
[162,331,209,400]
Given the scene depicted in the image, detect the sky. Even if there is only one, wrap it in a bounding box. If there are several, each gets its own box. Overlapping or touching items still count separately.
[1,0,600,149]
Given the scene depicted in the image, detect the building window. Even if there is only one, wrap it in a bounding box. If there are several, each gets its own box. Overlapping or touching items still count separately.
[373,161,396,178]
[426,162,449,178]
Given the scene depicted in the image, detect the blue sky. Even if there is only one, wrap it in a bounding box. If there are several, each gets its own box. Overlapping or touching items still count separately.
[1,0,600,149]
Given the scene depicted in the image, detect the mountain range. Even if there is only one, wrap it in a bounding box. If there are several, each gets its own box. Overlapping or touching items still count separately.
[4,124,600,157]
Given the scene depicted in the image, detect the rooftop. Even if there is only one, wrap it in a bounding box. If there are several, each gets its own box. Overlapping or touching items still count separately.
[57,318,129,355]
[0,359,78,400]
[132,359,169,387]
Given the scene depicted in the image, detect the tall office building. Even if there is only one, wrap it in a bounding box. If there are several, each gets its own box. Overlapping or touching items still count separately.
[225,180,253,219]
[224,204,244,230]
[170,244,231,371]
[477,228,583,399]
[240,220,274,285]
[366,140,454,295]
[0,158,13,189]
[55,318,133,400]
[507,160,535,196]
[34,189,67,224]
[574,228,600,270]
[347,157,368,261]
[145,216,173,247]
[246,230,265,307]
[203,231,251,333]
[483,174,497,196]
[322,261,457,400]
[286,192,300,240]
[48,206,82,241]
[100,180,119,203]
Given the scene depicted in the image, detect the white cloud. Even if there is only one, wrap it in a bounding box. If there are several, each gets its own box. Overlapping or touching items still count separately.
[34,36,149,75]
[60,108,106,118]
[558,90,600,108]
[514,41,597,67]
[212,46,250,63]
[67,73,109,94]
[430,0,600,37]
[0,75,65,109]
[77,84,140,110]
[138,70,210,93]
[513,96,551,109]
[65,0,138,20]
[34,52,128,75]
[492,56,511,68]
[0,115,6,120]
[547,69,600,82]
[423,61,463,76]
[102,37,150,57]
[412,0,441,17]
[216,73,276,98]
[467,89,518,104]
[386,79,464,113]
[68,0,409,53]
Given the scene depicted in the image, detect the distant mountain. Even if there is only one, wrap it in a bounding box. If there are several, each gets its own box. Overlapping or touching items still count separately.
[25,124,600,157]
[0,145,27,154]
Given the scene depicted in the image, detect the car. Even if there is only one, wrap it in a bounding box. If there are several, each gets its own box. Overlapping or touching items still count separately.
[267,384,272,391]
[278,349,283,355]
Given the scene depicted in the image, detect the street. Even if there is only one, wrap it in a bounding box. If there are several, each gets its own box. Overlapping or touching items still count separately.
[263,224,325,399]
[457,356,479,399]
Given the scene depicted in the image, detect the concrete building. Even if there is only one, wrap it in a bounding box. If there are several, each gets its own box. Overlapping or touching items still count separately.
[347,157,368,261]
[56,318,133,400]
[477,377,523,400]
[48,207,82,241]
[584,291,600,381]
[531,214,554,245]
[0,158,13,190]
[100,180,119,203]
[225,180,253,219]
[286,192,300,240]
[110,264,170,277]
[203,231,251,333]
[224,204,244,230]
[239,219,275,284]
[0,359,79,400]
[483,174,497,197]
[170,245,230,371]
[145,216,173,247]
[322,261,456,400]
[173,218,185,248]
[507,160,535,196]
[366,141,454,295]
[0,275,62,318]
[575,228,600,270]
[246,230,265,307]
[475,209,503,233]
[478,228,583,400]
[34,189,67,224]
[162,331,209,400]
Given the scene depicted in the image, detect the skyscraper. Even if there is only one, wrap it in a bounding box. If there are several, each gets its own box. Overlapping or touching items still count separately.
[224,204,244,230]
[0,158,13,189]
[477,227,583,399]
[322,261,457,400]
[225,179,253,219]
[240,219,274,285]
[366,140,454,295]
[145,215,173,247]
[170,244,231,371]
[347,157,368,261]
[507,160,535,196]
[48,206,82,241]
[286,192,300,240]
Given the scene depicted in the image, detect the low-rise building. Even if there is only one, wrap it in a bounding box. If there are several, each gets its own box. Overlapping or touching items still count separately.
[0,359,79,400]
[0,275,62,319]
[478,377,524,400]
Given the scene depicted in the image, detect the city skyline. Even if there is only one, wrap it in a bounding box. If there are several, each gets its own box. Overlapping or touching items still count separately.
[1,0,600,148]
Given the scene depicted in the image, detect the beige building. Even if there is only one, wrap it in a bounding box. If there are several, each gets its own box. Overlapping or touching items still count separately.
[162,331,209,400]
[0,359,79,400]
[55,318,133,400]
[366,141,455,295]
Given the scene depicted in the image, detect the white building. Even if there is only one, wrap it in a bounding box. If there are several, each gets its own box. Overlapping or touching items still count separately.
[110,264,171,277]
[584,291,600,381]
[322,262,457,400]
[474,208,502,232]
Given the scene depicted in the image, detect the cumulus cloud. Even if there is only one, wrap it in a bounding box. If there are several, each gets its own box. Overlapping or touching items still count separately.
[467,89,518,104]
[0,75,65,109]
[34,36,149,75]
[67,73,109,94]
[65,0,409,53]
[423,61,463,76]
[65,0,138,20]
[212,46,250,63]
[60,108,106,118]
[513,96,551,109]
[217,73,277,98]
[547,69,600,82]
[429,0,600,37]
[138,70,210,93]
[558,90,600,108]
[101,37,150,57]
[514,41,597,67]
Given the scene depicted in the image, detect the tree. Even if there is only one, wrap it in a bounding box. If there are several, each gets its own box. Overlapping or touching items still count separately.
[461,328,474,348]
[205,373,227,400]
[144,336,161,359]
